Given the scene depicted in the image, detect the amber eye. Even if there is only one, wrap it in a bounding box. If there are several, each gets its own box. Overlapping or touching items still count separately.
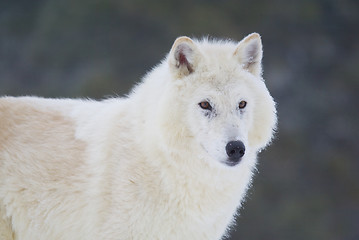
[238,101,247,109]
[199,101,212,110]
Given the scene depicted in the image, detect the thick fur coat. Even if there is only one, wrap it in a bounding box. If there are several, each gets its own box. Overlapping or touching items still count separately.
[0,33,277,240]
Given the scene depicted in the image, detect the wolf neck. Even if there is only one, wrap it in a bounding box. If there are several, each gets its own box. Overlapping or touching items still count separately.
[138,134,253,236]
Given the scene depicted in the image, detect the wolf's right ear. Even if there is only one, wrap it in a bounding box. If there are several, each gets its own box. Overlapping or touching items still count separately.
[169,37,200,78]
[234,33,263,77]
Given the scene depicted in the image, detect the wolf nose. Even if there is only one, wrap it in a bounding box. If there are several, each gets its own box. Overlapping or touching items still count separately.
[225,141,245,165]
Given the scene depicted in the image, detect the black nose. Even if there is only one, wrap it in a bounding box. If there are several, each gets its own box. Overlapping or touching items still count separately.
[225,141,245,165]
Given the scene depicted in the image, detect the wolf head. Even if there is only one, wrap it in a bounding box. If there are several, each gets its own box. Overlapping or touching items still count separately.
[142,33,277,168]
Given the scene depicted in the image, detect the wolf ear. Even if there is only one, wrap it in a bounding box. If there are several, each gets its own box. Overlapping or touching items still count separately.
[169,36,200,78]
[234,33,263,76]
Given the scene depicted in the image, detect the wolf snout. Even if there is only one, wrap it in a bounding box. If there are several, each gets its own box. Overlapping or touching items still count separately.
[225,141,245,166]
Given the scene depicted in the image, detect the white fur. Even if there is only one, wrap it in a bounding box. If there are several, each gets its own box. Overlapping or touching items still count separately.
[0,33,277,240]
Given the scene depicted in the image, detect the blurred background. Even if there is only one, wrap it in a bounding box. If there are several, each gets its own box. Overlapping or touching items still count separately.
[1,0,358,239]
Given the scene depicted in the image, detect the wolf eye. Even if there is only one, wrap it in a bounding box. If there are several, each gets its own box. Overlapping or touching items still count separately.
[199,101,212,111]
[238,101,247,109]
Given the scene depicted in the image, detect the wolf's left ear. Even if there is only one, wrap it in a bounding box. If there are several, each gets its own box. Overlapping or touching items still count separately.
[169,36,200,78]
[234,33,263,76]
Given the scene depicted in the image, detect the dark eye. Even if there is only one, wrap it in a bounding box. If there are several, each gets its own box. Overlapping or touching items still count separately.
[199,101,212,111]
[238,101,247,109]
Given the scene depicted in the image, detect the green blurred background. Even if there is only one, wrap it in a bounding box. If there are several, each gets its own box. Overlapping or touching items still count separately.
[1,0,358,239]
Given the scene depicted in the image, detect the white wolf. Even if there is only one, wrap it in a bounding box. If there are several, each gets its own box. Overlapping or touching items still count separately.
[0,33,277,240]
